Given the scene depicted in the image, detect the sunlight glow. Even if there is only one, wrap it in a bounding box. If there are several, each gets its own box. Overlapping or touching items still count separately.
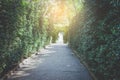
[48,0,72,26]
[44,0,83,28]
[56,32,64,44]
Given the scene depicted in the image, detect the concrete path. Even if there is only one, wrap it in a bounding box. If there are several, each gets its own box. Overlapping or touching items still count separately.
[8,44,92,80]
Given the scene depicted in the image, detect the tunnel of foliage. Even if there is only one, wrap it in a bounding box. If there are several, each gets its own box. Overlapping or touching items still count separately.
[0,0,59,77]
[69,0,120,80]
[0,0,120,80]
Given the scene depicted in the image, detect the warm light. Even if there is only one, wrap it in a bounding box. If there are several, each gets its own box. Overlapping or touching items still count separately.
[46,0,80,27]
[49,0,71,26]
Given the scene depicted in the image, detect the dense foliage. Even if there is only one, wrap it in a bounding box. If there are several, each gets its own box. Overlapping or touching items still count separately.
[69,0,120,80]
[0,0,51,77]
[0,0,120,79]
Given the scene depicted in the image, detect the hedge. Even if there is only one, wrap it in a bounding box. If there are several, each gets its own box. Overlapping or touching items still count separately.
[0,0,51,77]
[69,0,120,80]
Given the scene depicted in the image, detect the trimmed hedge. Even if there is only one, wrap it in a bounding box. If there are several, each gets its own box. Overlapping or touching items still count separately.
[69,0,120,80]
[0,0,51,77]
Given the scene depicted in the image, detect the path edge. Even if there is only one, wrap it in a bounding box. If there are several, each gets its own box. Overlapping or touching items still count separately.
[69,45,98,80]
[0,45,48,80]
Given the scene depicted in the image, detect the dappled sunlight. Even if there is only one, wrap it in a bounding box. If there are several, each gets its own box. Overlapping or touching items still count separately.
[10,57,43,79]
[1,0,119,80]
[1,0,84,79]
[12,71,30,78]
[44,50,56,54]
[8,45,57,79]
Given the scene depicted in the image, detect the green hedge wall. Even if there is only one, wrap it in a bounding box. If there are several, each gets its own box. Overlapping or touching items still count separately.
[69,0,120,80]
[0,0,50,77]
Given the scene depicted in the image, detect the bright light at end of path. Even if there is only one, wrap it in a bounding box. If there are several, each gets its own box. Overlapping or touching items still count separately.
[49,0,71,26]
[56,32,64,44]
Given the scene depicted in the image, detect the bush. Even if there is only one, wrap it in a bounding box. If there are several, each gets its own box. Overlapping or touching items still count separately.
[0,0,51,77]
[69,0,120,80]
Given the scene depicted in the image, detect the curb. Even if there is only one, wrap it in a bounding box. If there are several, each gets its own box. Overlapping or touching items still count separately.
[70,46,98,80]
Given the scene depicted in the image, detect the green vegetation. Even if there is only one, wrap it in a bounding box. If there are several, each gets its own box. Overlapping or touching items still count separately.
[0,0,51,77]
[0,0,120,80]
[69,0,120,80]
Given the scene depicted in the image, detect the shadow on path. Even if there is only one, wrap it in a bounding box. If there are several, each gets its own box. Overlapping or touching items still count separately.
[8,44,92,80]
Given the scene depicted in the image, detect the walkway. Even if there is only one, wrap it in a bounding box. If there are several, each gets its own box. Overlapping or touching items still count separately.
[8,44,92,80]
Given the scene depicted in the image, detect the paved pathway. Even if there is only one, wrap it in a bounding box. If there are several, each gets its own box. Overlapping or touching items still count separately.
[8,43,92,80]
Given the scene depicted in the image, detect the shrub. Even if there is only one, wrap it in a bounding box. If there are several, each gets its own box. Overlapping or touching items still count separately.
[69,0,120,80]
[0,0,51,77]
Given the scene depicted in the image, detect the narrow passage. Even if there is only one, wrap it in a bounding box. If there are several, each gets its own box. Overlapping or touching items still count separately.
[8,43,92,80]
